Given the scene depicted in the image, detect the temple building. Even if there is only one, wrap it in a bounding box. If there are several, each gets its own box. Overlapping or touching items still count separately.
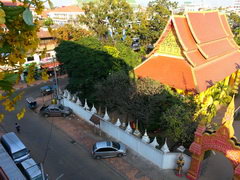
[134,11,240,93]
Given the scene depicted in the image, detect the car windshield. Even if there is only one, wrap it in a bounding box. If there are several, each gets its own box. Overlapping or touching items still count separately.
[13,149,28,159]
[112,142,120,149]
[59,105,64,110]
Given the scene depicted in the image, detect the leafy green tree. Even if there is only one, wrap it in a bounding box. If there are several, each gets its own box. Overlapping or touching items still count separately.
[95,71,134,114]
[130,0,177,51]
[228,13,240,45]
[55,37,129,99]
[104,42,141,69]
[0,0,47,121]
[78,0,133,41]
[43,17,53,27]
[95,74,197,146]
[161,100,197,144]
[52,24,92,42]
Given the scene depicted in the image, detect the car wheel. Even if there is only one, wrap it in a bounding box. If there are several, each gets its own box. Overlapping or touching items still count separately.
[95,156,101,160]
[117,153,123,157]
[44,113,49,118]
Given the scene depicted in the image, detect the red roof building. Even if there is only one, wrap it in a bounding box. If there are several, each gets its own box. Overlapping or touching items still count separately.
[134,11,240,93]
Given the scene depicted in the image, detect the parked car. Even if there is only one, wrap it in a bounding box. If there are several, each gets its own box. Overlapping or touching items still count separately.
[40,104,72,117]
[40,85,55,96]
[19,158,48,180]
[1,132,30,164]
[0,143,26,179]
[92,141,127,159]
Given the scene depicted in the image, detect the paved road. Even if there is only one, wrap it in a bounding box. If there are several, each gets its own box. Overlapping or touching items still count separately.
[0,79,126,180]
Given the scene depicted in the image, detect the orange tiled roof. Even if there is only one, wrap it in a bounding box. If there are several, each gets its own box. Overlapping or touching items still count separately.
[1,0,22,6]
[37,29,52,38]
[45,6,83,13]
[135,11,240,93]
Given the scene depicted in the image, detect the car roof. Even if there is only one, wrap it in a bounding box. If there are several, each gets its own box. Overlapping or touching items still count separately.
[95,141,113,149]
[26,97,35,103]
[40,85,51,90]
[0,144,26,179]
[1,132,26,154]
[48,104,60,108]
[21,158,41,178]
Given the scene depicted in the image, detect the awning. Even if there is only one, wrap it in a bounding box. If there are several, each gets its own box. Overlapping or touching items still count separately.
[41,61,60,69]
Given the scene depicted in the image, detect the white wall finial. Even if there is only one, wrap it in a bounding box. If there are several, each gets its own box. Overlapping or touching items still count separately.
[142,129,150,143]
[125,122,133,134]
[91,104,97,114]
[115,118,121,127]
[58,88,62,95]
[63,90,68,98]
[133,120,141,137]
[150,137,159,148]
[83,99,90,110]
[161,138,170,153]
[67,92,71,100]
[103,108,110,121]
[76,98,82,106]
[72,95,76,102]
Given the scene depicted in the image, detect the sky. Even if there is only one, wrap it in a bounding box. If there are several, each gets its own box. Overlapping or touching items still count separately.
[48,0,234,8]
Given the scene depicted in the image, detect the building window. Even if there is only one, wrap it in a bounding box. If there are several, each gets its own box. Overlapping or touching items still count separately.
[46,53,51,57]
[27,56,34,61]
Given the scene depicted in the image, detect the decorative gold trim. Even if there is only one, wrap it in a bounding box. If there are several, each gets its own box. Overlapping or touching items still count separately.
[190,67,199,93]
[172,16,189,51]
[146,18,173,59]
[183,51,196,67]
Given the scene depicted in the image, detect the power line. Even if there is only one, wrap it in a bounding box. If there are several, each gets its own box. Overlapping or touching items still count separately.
[42,117,54,165]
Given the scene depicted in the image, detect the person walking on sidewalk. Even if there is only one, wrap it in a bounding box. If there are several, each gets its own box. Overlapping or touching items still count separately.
[15,123,20,133]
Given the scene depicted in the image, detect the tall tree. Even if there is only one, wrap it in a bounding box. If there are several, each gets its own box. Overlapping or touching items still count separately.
[52,24,92,42]
[0,0,46,121]
[78,0,133,41]
[55,37,129,99]
[130,0,177,51]
[228,13,240,45]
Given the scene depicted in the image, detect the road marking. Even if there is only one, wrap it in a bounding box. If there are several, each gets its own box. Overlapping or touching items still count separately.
[56,173,64,180]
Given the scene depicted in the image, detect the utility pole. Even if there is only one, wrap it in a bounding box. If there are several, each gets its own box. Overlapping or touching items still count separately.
[52,56,59,103]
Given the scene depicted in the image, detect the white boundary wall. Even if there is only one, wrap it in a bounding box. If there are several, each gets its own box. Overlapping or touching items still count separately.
[61,97,191,171]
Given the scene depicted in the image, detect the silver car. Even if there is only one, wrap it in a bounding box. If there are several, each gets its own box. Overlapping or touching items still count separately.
[40,104,72,117]
[92,141,127,159]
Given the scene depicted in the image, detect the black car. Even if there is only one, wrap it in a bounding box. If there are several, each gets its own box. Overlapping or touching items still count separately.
[40,104,72,117]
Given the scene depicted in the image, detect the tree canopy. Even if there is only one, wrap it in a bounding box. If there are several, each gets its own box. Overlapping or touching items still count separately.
[0,0,46,121]
[79,0,133,41]
[95,72,197,145]
[52,24,92,42]
[130,0,177,49]
[55,37,130,99]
